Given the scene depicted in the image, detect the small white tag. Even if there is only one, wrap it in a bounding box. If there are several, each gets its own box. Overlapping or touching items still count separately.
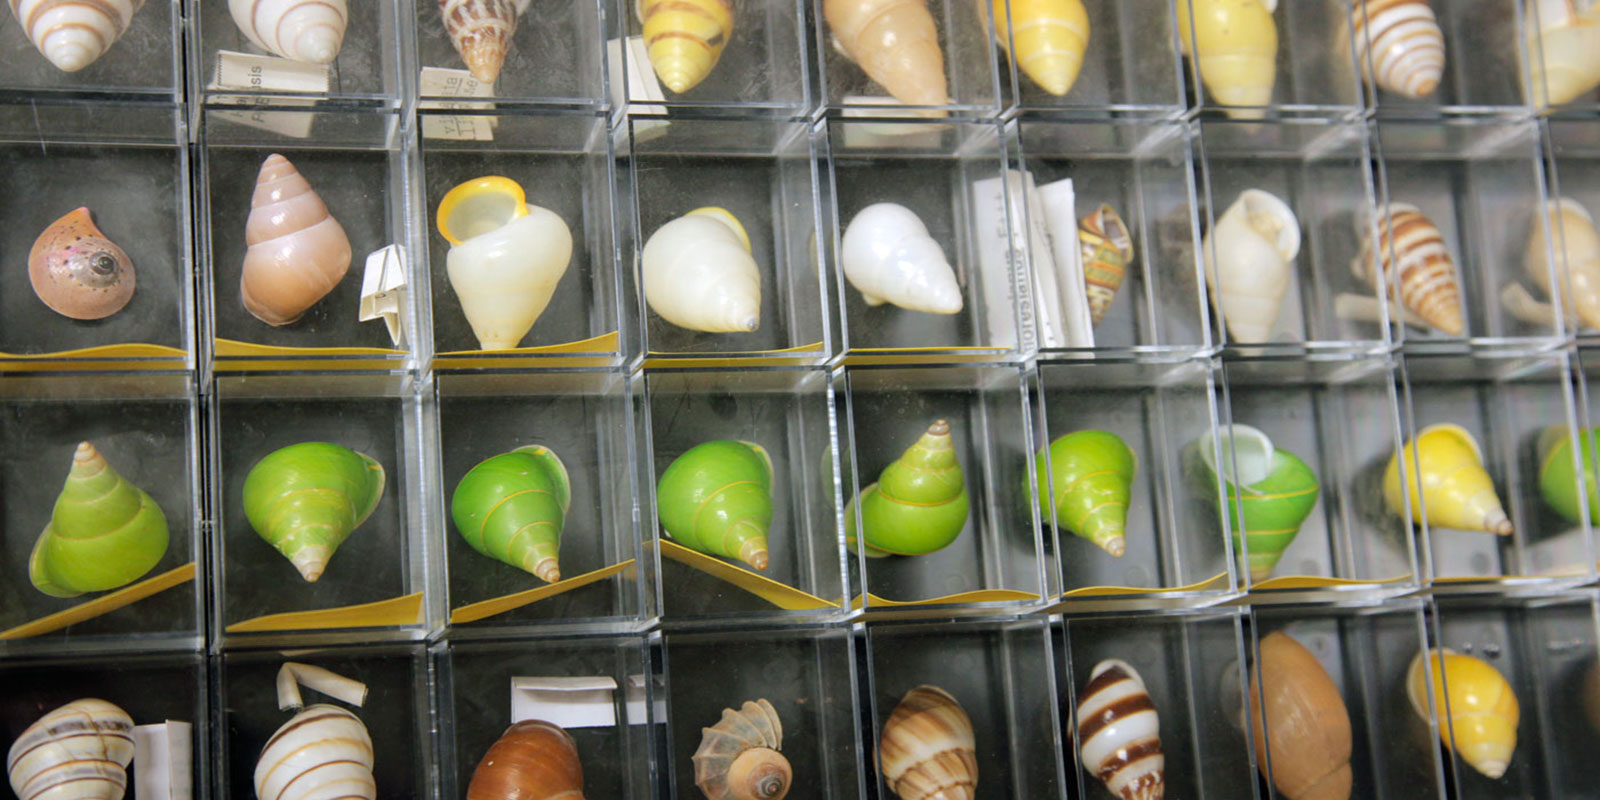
[606,36,671,143]
[972,172,1034,351]
[210,50,330,94]
[133,721,192,800]
[359,244,407,347]
[420,67,498,141]
[1036,177,1095,348]
[624,673,665,726]
[511,676,618,729]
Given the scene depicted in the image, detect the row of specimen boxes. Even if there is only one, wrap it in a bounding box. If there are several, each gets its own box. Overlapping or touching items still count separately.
[6,105,1600,371]
[2,595,1597,798]
[4,351,1600,650]
[5,0,1600,118]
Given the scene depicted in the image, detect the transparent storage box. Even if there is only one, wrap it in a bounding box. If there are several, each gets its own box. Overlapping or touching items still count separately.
[1001,0,1186,116]
[192,0,405,106]
[1179,0,1362,120]
[609,0,809,114]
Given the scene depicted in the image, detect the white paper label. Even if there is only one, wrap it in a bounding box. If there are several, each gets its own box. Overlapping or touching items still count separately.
[606,37,671,142]
[420,67,498,141]
[133,721,192,800]
[511,676,619,729]
[211,104,317,139]
[210,50,330,94]
[1036,177,1095,348]
[359,244,407,347]
[972,173,1033,352]
[625,674,665,726]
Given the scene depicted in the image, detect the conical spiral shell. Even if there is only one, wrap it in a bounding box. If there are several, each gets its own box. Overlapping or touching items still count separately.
[28,441,170,598]
[451,445,571,583]
[1352,0,1445,99]
[1075,660,1164,800]
[1202,189,1301,343]
[228,0,348,64]
[1034,430,1136,558]
[1080,204,1134,327]
[442,0,527,84]
[825,0,950,108]
[28,207,136,321]
[1406,648,1519,780]
[993,0,1089,97]
[841,203,962,314]
[640,0,733,94]
[1195,424,1320,581]
[1357,202,1464,336]
[847,420,970,558]
[243,441,387,582]
[657,440,774,570]
[1383,423,1513,536]
[693,699,790,800]
[467,720,586,800]
[643,207,762,333]
[1250,632,1352,800]
[879,686,977,800]
[1178,0,1279,119]
[1527,197,1600,331]
[7,699,134,800]
[240,153,354,327]
[1525,0,1600,106]
[255,704,375,800]
[9,0,144,72]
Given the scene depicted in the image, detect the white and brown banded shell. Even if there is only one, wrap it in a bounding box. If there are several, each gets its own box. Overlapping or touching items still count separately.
[228,0,348,64]
[254,704,375,800]
[879,685,977,800]
[441,0,530,84]
[1075,660,1164,800]
[8,0,144,72]
[7,698,135,800]
[692,699,791,800]
[1357,202,1465,336]
[1352,0,1445,99]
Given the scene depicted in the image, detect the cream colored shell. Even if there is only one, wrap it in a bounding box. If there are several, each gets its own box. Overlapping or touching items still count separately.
[642,207,762,333]
[7,699,134,800]
[1202,188,1301,343]
[446,205,573,350]
[255,704,375,800]
[9,0,145,72]
[841,203,962,314]
[228,0,348,64]
[1525,0,1600,106]
[1527,196,1600,331]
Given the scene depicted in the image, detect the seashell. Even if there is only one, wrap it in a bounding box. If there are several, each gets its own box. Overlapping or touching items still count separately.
[639,0,733,94]
[7,698,134,800]
[1249,632,1352,800]
[825,0,949,108]
[243,441,387,582]
[657,440,774,570]
[847,420,970,558]
[692,699,790,800]
[1383,423,1512,536]
[1355,202,1464,336]
[437,176,573,350]
[9,0,145,73]
[240,153,354,327]
[1202,189,1301,343]
[1033,430,1136,558]
[1075,660,1164,800]
[1406,648,1519,780]
[28,207,136,321]
[1536,425,1599,525]
[1177,0,1278,119]
[228,0,347,64]
[992,0,1089,97]
[441,0,530,84]
[1080,204,1134,327]
[1524,0,1600,106]
[643,207,762,333]
[258,663,373,800]
[467,720,586,800]
[840,203,962,315]
[1351,0,1445,99]
[28,441,169,598]
[1193,424,1320,581]
[451,445,571,583]
[879,685,977,800]
[1526,196,1600,331]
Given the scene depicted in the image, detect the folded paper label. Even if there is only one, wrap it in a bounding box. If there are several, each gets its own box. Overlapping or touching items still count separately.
[626,674,665,727]
[133,721,192,800]
[972,171,1038,351]
[211,50,330,93]
[359,244,407,347]
[511,676,618,729]
[420,67,497,141]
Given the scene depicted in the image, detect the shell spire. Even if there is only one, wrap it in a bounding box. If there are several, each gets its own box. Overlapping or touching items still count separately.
[28,441,170,598]
[1352,0,1445,99]
[441,0,529,84]
[825,0,950,108]
[640,0,734,93]
[1034,430,1136,558]
[228,0,348,64]
[848,420,971,557]
[241,153,354,327]
[7,698,135,800]
[693,699,791,800]
[657,441,775,570]
[1407,648,1519,780]
[467,720,587,800]
[992,0,1090,96]
[28,206,137,320]
[1075,660,1164,800]
[879,685,977,800]
[1357,202,1464,336]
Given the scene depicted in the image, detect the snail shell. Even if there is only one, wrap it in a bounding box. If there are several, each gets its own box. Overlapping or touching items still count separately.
[7,698,134,800]
[639,0,733,93]
[10,0,145,73]
[240,153,354,327]
[451,445,571,582]
[1355,202,1464,336]
[841,203,962,314]
[1202,189,1301,343]
[1352,0,1445,99]
[642,207,763,333]
[879,685,977,800]
[467,720,586,800]
[1527,196,1600,331]
[692,699,790,800]
[29,441,170,598]
[1178,0,1278,119]
[1079,204,1134,327]
[28,207,136,321]
[1406,648,1519,780]
[992,0,1089,97]
[255,704,375,800]
[847,420,970,558]
[1525,0,1600,106]
[1249,632,1352,800]
[243,441,387,582]
[1034,430,1136,558]
[1538,425,1600,525]
[1075,660,1164,800]
[1383,423,1512,536]
[441,0,530,84]
[228,0,347,64]
[825,0,949,108]
[656,440,774,571]
[1193,424,1319,581]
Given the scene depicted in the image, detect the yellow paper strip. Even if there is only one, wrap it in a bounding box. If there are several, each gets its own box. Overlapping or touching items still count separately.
[226,592,424,633]
[658,540,838,611]
[0,343,188,372]
[642,341,827,369]
[1250,573,1414,591]
[855,589,1041,609]
[216,339,407,357]
[0,343,187,360]
[1058,571,1230,599]
[435,331,623,369]
[450,560,635,624]
[842,347,1011,366]
[0,562,197,640]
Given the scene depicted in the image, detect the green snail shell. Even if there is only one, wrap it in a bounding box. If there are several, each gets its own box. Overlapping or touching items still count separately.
[846,419,970,557]
[1194,425,1320,580]
[1033,430,1136,557]
[28,441,170,598]
[243,442,386,583]
[657,440,774,570]
[1538,426,1598,525]
[451,445,571,583]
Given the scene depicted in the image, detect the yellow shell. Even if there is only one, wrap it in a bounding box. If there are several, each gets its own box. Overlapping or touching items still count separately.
[1177,0,1278,119]
[1407,648,1519,780]
[992,0,1089,96]
[639,0,733,94]
[1383,424,1513,536]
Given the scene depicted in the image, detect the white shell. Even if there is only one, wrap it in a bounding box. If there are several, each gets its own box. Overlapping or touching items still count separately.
[1525,0,1600,106]
[1352,0,1445,99]
[446,204,573,350]
[254,704,375,800]
[8,699,134,800]
[643,207,762,333]
[1075,660,1164,800]
[1528,197,1600,331]
[1201,189,1300,343]
[9,0,144,72]
[841,203,963,314]
[228,0,348,64]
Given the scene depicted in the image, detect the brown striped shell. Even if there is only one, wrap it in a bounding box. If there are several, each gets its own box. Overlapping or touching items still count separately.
[1357,202,1465,336]
[879,685,976,800]
[1352,0,1445,99]
[7,698,134,800]
[1075,660,1163,800]
[440,0,526,84]
[254,703,375,800]
[693,699,790,800]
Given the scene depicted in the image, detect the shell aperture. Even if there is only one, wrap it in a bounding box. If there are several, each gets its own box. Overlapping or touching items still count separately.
[28,207,136,321]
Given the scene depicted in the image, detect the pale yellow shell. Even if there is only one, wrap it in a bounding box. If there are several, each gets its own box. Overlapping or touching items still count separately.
[228,0,348,64]
[240,153,354,327]
[825,0,950,108]
[1526,197,1600,331]
[10,0,145,72]
[879,685,977,800]
[7,699,134,800]
[1202,188,1301,343]
[1525,0,1600,106]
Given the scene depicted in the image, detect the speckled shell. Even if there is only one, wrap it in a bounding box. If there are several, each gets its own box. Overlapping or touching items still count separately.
[693,700,790,800]
[1250,632,1352,800]
[255,704,375,800]
[1075,660,1164,800]
[1352,0,1445,99]
[28,207,136,320]
[825,0,949,108]
[1356,202,1464,336]
[441,0,528,84]
[640,0,733,94]
[229,0,347,64]
[879,686,977,800]
[240,153,354,327]
[7,699,134,800]
[9,0,145,72]
[1407,648,1519,780]
[467,720,585,800]
[993,0,1089,96]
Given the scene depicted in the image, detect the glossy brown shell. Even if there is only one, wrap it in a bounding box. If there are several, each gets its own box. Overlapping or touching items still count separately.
[28,207,136,320]
[466,720,585,800]
[1249,632,1352,800]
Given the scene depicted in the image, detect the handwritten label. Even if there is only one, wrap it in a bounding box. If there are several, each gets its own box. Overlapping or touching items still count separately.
[359,244,407,347]
[210,50,330,94]
[420,67,498,141]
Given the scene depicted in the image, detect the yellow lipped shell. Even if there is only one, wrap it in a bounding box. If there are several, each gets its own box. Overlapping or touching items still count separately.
[1178,0,1279,119]
[639,0,733,94]
[7,698,134,800]
[992,0,1089,97]
[1383,424,1513,536]
[879,685,977,800]
[1407,648,1519,780]
[693,699,791,800]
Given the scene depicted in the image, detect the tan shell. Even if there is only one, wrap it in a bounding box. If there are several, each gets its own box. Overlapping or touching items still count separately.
[692,699,791,800]
[28,207,136,320]
[879,685,976,800]
[1249,632,1352,800]
[240,153,353,327]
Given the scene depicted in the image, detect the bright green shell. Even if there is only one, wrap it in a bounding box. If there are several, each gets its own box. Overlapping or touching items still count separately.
[451,445,571,583]
[1538,426,1599,525]
[657,440,774,570]
[243,442,386,582]
[1033,430,1136,557]
[28,442,169,598]
[846,421,969,557]
[1222,448,1320,580]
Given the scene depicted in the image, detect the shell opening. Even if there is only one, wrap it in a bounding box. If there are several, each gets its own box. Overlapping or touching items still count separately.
[437,177,531,246]
[687,206,752,252]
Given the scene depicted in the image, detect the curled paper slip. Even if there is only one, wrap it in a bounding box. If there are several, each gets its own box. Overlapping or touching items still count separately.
[511,676,619,729]
[359,244,408,347]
